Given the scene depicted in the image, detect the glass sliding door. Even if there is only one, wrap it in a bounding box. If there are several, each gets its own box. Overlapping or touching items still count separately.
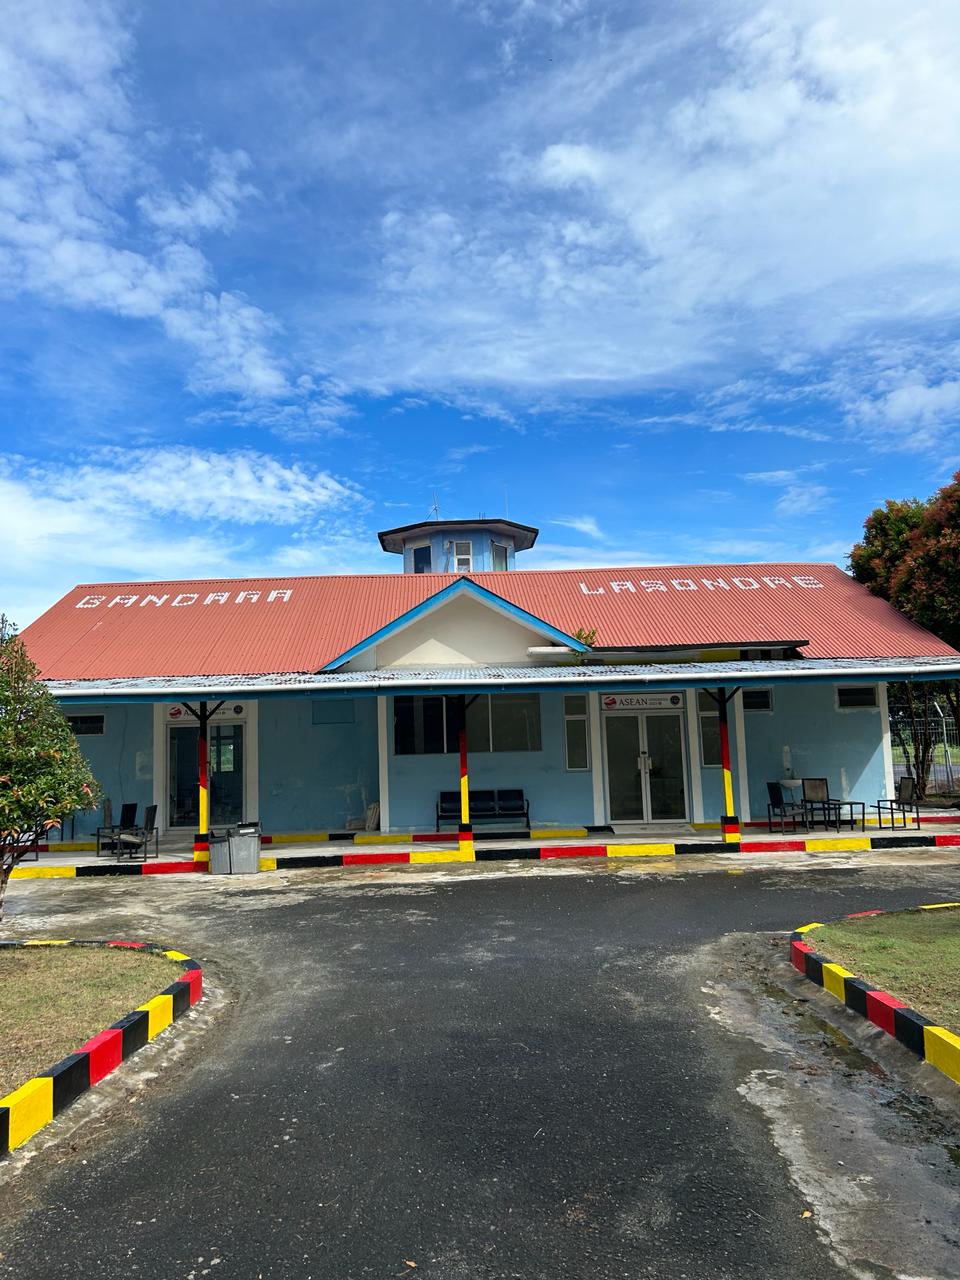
[209,723,244,825]
[644,714,687,820]
[604,715,645,821]
[168,721,245,827]
[604,711,688,823]
[169,725,200,828]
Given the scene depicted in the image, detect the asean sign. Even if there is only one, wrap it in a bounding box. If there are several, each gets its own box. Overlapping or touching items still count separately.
[602,693,684,711]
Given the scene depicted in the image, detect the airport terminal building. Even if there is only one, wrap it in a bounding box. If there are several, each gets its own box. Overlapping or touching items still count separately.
[20,517,960,844]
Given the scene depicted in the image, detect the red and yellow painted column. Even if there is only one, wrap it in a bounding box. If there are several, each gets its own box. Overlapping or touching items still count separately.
[189,699,223,860]
[716,687,740,844]
[194,713,209,858]
[458,704,474,858]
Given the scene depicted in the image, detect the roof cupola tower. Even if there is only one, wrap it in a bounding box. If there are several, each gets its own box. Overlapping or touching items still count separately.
[377,518,538,574]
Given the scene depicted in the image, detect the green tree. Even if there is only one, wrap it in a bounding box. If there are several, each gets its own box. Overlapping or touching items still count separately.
[0,617,100,919]
[888,472,960,652]
[849,496,926,599]
[851,475,960,799]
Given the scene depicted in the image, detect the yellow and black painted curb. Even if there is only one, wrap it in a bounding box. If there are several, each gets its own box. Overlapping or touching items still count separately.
[0,940,203,1157]
[790,905,960,1089]
[31,816,960,859]
[11,828,960,882]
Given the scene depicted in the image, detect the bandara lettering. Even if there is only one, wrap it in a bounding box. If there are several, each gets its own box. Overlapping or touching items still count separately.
[76,588,295,609]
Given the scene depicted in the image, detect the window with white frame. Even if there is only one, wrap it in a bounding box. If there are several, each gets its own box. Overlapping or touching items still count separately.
[837,685,878,709]
[742,688,773,712]
[453,540,473,572]
[697,691,721,767]
[563,694,589,770]
[393,694,542,754]
[491,541,508,571]
[412,544,432,574]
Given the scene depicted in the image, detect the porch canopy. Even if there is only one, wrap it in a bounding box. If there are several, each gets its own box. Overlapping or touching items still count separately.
[43,654,960,704]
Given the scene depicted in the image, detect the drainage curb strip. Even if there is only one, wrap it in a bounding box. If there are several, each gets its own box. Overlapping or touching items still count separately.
[11,830,960,881]
[0,940,203,1156]
[30,818,960,856]
[789,905,960,1088]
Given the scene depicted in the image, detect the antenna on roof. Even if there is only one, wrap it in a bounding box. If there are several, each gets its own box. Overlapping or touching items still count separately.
[430,491,441,521]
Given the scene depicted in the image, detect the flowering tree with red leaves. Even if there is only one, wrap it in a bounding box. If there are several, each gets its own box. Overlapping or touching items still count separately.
[851,474,960,797]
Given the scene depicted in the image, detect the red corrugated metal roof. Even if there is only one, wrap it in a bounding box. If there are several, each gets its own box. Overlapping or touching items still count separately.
[20,563,957,680]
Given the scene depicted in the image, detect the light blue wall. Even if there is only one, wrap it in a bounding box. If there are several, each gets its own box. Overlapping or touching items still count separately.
[400,527,518,574]
[387,691,593,829]
[259,697,379,831]
[742,682,887,815]
[65,704,154,836]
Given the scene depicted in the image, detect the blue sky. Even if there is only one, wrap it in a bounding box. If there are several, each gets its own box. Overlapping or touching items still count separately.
[3,0,960,624]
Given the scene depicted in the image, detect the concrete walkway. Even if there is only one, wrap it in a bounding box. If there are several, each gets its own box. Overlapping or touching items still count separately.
[19,819,960,874]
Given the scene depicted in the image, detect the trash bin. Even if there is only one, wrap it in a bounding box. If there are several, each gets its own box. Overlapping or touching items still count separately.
[208,830,231,876]
[227,821,261,874]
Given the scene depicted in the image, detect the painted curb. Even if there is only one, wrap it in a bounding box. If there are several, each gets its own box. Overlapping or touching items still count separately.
[27,812,960,857]
[10,829,960,882]
[789,904,960,1089]
[0,940,203,1157]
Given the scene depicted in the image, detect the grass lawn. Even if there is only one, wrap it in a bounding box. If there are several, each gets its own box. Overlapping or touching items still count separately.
[813,909,960,1030]
[0,947,185,1097]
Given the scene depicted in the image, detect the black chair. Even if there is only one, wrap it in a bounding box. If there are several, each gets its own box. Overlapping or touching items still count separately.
[496,789,530,830]
[802,778,866,832]
[801,778,840,830]
[117,804,159,860]
[875,776,921,829]
[436,791,461,831]
[97,802,138,856]
[766,781,806,833]
[471,790,497,821]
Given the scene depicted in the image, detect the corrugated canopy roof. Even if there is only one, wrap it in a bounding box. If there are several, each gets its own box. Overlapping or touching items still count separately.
[21,562,958,680]
[44,656,960,702]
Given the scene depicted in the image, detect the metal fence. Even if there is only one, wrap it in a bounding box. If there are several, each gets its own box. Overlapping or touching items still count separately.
[890,713,960,795]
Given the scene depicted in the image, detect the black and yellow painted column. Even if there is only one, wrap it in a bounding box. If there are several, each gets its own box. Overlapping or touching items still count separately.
[705,687,741,844]
[457,694,474,859]
[182,699,224,860]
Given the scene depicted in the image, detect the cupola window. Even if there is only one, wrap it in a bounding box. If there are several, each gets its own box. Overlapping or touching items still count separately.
[453,540,473,572]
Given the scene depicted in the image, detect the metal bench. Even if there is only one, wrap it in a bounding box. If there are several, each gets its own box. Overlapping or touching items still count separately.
[436,788,530,831]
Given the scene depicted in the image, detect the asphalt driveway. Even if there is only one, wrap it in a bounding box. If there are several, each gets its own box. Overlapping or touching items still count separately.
[1,858,959,1279]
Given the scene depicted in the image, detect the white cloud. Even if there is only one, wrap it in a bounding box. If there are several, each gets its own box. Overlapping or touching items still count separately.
[850,377,960,450]
[0,447,367,624]
[743,469,803,486]
[552,515,602,538]
[775,483,831,516]
[322,1,960,454]
[0,0,339,410]
[138,151,256,238]
[742,464,826,486]
[444,443,495,470]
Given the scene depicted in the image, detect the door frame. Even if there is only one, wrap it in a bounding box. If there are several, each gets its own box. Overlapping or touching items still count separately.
[152,701,259,834]
[602,708,691,824]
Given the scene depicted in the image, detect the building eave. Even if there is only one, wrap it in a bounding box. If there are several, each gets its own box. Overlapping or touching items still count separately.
[45,655,960,704]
